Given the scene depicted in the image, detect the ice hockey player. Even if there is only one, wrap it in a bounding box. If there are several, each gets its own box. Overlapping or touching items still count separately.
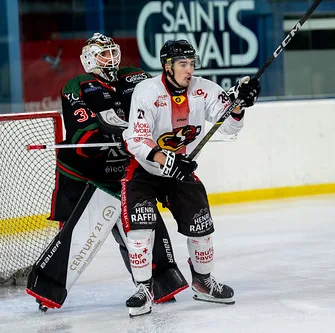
[26,33,188,311]
[121,39,261,317]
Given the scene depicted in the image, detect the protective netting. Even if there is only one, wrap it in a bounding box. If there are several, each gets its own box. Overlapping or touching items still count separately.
[0,112,63,285]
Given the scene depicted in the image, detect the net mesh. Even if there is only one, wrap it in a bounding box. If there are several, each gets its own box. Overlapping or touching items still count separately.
[0,112,62,285]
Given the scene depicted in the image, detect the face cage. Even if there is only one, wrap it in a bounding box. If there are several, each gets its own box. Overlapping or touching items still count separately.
[80,44,121,74]
[166,54,201,69]
[93,45,121,70]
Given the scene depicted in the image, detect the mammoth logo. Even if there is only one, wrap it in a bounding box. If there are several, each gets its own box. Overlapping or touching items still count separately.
[157,125,201,152]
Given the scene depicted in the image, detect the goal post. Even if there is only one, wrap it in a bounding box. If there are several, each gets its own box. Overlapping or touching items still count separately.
[0,111,63,285]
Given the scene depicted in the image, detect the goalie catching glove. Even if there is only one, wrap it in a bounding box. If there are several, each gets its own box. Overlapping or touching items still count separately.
[228,76,261,108]
[160,150,197,181]
[97,108,129,136]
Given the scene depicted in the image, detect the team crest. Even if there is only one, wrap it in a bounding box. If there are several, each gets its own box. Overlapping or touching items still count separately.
[157,125,201,152]
[172,95,186,105]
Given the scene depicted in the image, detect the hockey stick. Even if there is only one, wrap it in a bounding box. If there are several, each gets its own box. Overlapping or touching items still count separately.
[27,136,236,150]
[27,142,121,150]
[187,0,322,161]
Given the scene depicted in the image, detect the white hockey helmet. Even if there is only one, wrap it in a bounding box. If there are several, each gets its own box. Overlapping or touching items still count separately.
[80,32,121,82]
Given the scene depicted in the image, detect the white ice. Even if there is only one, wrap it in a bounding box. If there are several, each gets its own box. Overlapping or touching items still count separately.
[1,194,335,333]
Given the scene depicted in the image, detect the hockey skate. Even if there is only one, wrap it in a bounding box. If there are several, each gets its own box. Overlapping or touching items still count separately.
[126,279,153,317]
[36,299,48,313]
[188,259,235,305]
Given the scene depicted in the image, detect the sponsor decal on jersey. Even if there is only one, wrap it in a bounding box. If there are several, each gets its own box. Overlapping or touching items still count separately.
[172,95,186,105]
[157,125,201,152]
[176,118,187,122]
[134,121,151,137]
[190,208,213,233]
[64,92,80,102]
[130,200,157,225]
[84,83,102,93]
[125,72,148,83]
[154,94,168,107]
[103,92,112,99]
[192,89,208,98]
[133,137,142,143]
[123,87,134,94]
[105,164,125,173]
[154,100,168,107]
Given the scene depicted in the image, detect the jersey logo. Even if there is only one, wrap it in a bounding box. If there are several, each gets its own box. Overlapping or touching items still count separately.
[157,125,201,152]
[172,95,186,105]
[137,109,145,119]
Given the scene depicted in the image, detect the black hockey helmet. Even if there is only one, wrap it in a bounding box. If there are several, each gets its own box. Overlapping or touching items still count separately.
[160,40,200,68]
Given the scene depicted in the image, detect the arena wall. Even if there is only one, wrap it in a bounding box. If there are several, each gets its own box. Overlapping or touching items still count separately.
[196,99,335,204]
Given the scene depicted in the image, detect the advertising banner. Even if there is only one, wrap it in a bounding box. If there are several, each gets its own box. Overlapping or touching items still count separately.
[136,0,262,91]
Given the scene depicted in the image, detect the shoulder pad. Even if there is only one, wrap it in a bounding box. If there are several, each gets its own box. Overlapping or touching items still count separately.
[62,73,95,96]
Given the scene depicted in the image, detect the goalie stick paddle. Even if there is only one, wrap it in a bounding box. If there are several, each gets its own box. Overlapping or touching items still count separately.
[187,0,323,161]
[27,142,121,150]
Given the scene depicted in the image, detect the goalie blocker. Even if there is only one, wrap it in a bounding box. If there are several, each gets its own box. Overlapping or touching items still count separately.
[26,182,188,310]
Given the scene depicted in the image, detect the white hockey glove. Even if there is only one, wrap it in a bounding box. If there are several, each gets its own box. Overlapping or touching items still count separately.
[160,150,198,181]
[228,76,261,108]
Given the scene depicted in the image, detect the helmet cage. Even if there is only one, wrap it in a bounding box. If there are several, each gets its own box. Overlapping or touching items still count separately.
[80,33,121,82]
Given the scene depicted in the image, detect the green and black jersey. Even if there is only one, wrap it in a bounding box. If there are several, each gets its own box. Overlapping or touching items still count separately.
[57,66,151,184]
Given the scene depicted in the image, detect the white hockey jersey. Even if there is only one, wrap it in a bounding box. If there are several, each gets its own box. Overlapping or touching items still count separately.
[123,74,244,176]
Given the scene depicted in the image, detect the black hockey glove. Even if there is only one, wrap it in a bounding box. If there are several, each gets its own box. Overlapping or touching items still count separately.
[229,76,261,108]
[160,150,197,181]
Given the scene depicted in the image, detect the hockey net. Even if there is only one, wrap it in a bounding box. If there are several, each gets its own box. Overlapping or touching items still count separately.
[0,111,63,285]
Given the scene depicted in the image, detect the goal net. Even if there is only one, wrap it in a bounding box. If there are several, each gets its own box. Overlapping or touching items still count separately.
[0,111,63,285]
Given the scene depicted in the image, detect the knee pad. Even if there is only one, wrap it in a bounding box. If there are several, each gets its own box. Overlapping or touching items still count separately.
[187,235,214,274]
[127,230,153,282]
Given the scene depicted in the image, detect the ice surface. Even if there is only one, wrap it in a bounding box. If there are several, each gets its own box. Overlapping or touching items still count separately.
[1,195,335,333]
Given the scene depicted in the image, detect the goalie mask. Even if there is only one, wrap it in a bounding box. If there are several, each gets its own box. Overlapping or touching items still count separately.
[80,32,121,83]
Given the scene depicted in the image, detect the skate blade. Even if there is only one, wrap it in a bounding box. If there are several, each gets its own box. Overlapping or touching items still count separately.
[193,294,235,305]
[36,299,49,312]
[128,304,152,318]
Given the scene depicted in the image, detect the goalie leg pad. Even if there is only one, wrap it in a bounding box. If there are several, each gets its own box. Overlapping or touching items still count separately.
[26,181,121,309]
[153,266,189,304]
